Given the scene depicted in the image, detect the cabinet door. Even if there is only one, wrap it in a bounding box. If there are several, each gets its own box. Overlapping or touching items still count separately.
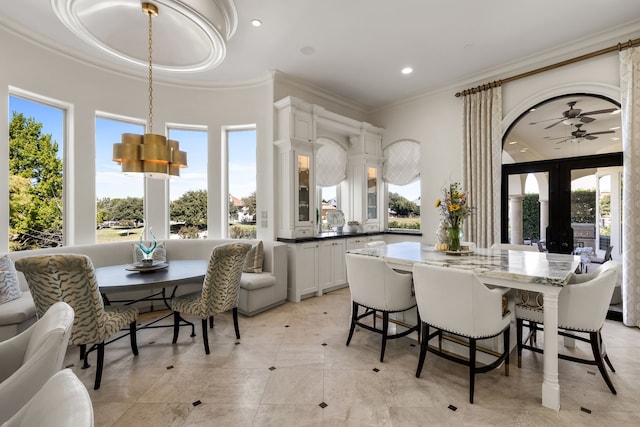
[318,240,346,291]
[296,153,314,228]
[298,242,318,297]
[366,166,378,221]
[331,239,347,286]
[317,241,333,291]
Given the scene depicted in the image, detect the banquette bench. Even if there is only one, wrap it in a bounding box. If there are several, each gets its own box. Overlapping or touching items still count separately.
[0,238,287,341]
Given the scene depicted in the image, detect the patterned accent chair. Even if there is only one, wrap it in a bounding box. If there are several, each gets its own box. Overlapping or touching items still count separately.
[0,301,74,424]
[170,242,252,354]
[14,254,138,390]
[516,260,619,394]
[344,253,419,363]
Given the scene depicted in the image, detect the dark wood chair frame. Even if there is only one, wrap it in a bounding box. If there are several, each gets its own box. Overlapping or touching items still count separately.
[346,302,420,363]
[416,322,510,404]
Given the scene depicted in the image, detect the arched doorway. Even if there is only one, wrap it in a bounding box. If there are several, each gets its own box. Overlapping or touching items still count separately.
[501,94,622,256]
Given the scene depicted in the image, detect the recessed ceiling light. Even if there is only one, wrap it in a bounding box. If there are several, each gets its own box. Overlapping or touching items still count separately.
[251,19,262,27]
[401,67,413,75]
[509,141,518,145]
[529,108,537,112]
[611,109,621,115]
[520,148,528,152]
[609,126,620,130]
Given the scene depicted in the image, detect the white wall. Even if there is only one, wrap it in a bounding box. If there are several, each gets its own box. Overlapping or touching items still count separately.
[1,27,273,249]
[371,39,634,245]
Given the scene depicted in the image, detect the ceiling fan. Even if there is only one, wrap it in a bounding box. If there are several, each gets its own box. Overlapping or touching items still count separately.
[547,123,615,145]
[529,101,618,129]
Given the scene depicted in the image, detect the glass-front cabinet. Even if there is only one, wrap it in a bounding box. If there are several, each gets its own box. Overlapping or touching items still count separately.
[367,166,378,221]
[296,154,312,225]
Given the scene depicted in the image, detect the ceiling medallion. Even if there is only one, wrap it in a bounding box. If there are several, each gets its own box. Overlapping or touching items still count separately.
[52,0,238,73]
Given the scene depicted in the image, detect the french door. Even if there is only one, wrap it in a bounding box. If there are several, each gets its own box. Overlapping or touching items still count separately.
[501,153,622,254]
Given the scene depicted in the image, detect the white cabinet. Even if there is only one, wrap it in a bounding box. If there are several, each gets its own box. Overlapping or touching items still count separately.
[318,239,346,291]
[275,96,384,239]
[275,142,316,239]
[287,242,319,302]
[286,237,356,302]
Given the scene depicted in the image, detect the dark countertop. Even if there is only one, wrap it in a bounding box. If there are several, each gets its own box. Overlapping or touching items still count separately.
[276,230,420,244]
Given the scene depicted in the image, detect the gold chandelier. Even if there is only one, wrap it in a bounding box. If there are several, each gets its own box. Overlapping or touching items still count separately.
[112,2,187,178]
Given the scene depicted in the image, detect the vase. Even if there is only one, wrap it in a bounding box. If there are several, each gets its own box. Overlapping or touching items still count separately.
[447,225,463,252]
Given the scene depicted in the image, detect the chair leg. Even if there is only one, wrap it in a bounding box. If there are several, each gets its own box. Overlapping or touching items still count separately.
[79,344,87,364]
[516,318,523,368]
[504,326,510,377]
[346,301,358,346]
[172,311,180,344]
[209,316,214,329]
[201,318,210,355]
[599,332,616,372]
[232,307,240,339]
[94,343,105,390]
[469,338,476,404]
[380,311,389,363]
[416,323,428,378]
[129,321,138,356]
[589,331,617,394]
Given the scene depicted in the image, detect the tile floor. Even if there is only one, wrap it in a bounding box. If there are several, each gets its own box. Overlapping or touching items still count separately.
[64,288,640,426]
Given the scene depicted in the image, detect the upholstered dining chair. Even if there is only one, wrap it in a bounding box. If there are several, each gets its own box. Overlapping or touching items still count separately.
[516,260,619,394]
[2,369,93,427]
[14,254,138,390]
[412,263,511,404]
[0,301,74,424]
[344,253,419,363]
[170,242,251,354]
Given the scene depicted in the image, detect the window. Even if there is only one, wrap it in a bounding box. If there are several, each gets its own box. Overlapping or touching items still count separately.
[315,137,346,231]
[226,128,256,238]
[383,140,421,231]
[95,116,144,243]
[168,127,208,239]
[8,95,65,251]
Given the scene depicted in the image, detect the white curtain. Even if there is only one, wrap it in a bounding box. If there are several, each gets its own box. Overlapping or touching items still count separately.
[462,87,502,249]
[383,139,420,185]
[619,46,640,328]
[315,138,347,187]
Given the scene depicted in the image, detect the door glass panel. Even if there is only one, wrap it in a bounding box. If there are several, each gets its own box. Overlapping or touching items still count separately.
[571,169,597,251]
[504,173,545,246]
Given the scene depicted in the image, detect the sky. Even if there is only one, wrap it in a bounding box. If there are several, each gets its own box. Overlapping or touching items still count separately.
[9,96,257,201]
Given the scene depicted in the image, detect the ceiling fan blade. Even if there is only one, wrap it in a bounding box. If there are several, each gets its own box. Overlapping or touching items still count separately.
[544,119,564,129]
[529,117,563,125]
[580,116,595,124]
[585,135,598,140]
[586,130,615,136]
[580,108,618,116]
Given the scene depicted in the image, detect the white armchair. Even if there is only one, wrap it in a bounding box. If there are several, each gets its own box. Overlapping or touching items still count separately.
[0,302,74,424]
[516,260,619,394]
[345,253,419,363]
[412,263,511,404]
[1,369,93,427]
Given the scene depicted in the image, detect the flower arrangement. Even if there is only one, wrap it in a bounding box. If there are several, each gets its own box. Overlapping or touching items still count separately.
[435,182,471,228]
[435,182,472,251]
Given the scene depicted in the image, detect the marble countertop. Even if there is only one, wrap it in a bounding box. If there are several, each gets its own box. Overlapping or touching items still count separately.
[348,241,580,287]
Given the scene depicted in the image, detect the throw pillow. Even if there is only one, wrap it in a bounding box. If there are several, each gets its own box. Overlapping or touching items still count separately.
[132,240,167,263]
[243,241,264,273]
[0,254,22,304]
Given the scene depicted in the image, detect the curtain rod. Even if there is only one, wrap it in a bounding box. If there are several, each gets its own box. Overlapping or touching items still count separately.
[455,37,640,97]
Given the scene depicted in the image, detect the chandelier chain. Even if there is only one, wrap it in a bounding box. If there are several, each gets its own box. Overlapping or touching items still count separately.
[147,8,154,134]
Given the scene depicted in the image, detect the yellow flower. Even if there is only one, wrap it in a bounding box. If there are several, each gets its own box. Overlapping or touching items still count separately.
[449,204,460,212]
[435,199,441,208]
